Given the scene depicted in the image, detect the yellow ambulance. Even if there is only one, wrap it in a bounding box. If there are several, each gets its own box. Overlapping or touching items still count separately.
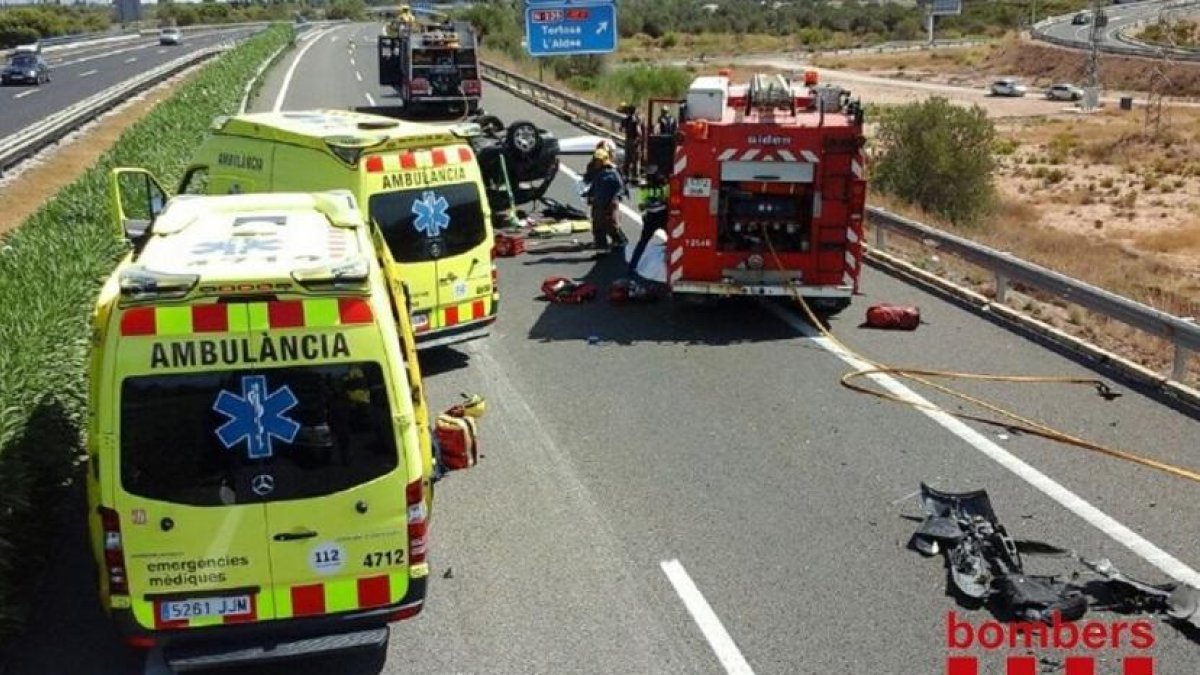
[179,109,499,350]
[88,175,450,667]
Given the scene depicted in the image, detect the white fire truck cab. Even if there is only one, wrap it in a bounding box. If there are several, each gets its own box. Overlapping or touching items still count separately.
[646,71,867,314]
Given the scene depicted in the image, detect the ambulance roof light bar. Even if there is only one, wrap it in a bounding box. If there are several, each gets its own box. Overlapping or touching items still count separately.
[292,256,371,293]
[119,267,200,301]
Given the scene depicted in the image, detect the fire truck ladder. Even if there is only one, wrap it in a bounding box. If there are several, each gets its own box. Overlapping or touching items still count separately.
[745,73,796,116]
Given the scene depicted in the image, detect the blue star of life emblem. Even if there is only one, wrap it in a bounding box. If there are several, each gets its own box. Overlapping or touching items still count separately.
[212,376,301,460]
[411,190,450,238]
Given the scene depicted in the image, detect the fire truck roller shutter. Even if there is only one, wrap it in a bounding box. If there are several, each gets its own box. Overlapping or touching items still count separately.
[719,161,814,183]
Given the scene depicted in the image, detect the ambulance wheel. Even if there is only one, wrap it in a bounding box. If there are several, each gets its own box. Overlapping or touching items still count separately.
[505,121,542,158]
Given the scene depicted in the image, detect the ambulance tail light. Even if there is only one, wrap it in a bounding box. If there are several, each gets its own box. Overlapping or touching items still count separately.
[406,481,428,565]
[99,506,129,596]
[410,78,431,95]
[119,267,199,301]
[292,256,370,292]
[462,79,481,96]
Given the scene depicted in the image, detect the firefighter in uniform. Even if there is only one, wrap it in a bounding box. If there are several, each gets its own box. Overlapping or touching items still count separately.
[656,108,678,136]
[587,149,628,253]
[619,103,643,179]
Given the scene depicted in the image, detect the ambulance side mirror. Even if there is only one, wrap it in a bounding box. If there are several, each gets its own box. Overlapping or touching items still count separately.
[109,168,171,243]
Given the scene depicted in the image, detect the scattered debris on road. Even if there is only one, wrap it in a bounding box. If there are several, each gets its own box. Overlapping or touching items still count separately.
[908,483,1200,629]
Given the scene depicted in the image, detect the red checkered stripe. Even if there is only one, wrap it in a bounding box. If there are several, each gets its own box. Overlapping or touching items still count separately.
[364,146,474,173]
[119,298,374,336]
[947,655,1152,675]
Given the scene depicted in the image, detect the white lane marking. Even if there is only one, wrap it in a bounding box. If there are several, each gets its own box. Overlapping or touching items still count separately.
[356,71,363,82]
[350,57,357,66]
[274,26,336,111]
[760,303,1200,588]
[13,90,35,99]
[559,158,1200,588]
[125,57,138,63]
[661,560,755,675]
[365,92,376,106]
[79,69,97,78]
[157,48,168,54]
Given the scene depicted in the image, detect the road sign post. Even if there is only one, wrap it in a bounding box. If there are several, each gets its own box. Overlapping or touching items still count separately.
[524,0,618,57]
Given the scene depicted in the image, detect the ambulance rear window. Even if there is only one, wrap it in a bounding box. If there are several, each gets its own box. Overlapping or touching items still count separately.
[119,363,399,506]
[369,182,485,263]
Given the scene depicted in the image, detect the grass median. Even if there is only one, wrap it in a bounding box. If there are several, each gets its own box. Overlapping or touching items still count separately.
[0,22,295,653]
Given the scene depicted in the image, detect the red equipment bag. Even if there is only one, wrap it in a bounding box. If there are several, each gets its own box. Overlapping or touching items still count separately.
[865,303,921,330]
[435,394,485,472]
[541,276,597,304]
[493,232,526,258]
[435,413,479,471]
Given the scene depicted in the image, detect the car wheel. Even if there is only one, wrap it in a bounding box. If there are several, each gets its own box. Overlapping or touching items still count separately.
[505,121,542,158]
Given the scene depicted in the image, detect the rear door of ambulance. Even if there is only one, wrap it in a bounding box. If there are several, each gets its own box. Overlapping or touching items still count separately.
[114,299,414,632]
[362,145,493,335]
[113,302,273,633]
[245,296,414,621]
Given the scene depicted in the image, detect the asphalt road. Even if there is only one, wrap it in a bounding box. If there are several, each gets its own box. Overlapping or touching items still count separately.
[0,28,259,139]
[5,22,1200,675]
[1038,0,1196,50]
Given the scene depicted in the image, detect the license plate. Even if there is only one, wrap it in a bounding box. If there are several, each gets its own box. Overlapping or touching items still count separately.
[683,177,711,197]
[160,595,251,622]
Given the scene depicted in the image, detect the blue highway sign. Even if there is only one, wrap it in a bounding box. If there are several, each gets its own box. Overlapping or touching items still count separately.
[525,1,617,57]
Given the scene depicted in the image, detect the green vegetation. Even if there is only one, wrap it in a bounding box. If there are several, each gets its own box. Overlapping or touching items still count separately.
[872,97,998,227]
[0,23,294,653]
[0,5,110,48]
[154,1,320,28]
[1137,18,1200,49]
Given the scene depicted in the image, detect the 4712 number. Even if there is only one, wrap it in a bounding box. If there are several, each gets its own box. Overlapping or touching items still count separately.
[362,549,404,568]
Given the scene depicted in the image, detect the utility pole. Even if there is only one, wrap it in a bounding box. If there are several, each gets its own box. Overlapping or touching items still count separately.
[1146,5,1176,137]
[1082,0,1102,111]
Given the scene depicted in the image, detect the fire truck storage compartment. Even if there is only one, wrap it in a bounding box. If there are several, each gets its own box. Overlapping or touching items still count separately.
[686,76,729,121]
[379,37,404,87]
[717,183,814,253]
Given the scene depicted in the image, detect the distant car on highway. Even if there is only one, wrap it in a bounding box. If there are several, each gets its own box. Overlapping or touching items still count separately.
[990,78,1027,97]
[159,27,182,46]
[1072,12,1091,25]
[1045,83,1085,101]
[2,52,50,86]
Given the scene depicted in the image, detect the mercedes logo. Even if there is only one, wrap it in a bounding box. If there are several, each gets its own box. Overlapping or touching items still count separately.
[251,474,275,496]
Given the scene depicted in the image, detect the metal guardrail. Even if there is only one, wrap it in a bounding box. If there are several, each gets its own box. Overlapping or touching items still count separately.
[1030,0,1200,60]
[0,47,224,176]
[479,60,1199,385]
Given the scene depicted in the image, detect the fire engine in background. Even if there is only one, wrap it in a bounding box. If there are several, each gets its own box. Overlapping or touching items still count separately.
[642,71,867,315]
[379,15,482,116]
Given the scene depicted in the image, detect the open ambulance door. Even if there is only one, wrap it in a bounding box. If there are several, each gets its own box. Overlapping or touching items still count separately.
[108,168,170,243]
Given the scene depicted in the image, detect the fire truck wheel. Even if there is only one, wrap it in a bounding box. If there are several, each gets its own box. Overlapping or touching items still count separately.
[806,297,851,316]
[505,121,543,157]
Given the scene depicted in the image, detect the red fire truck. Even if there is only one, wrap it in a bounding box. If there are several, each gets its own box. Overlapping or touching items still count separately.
[642,71,867,314]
